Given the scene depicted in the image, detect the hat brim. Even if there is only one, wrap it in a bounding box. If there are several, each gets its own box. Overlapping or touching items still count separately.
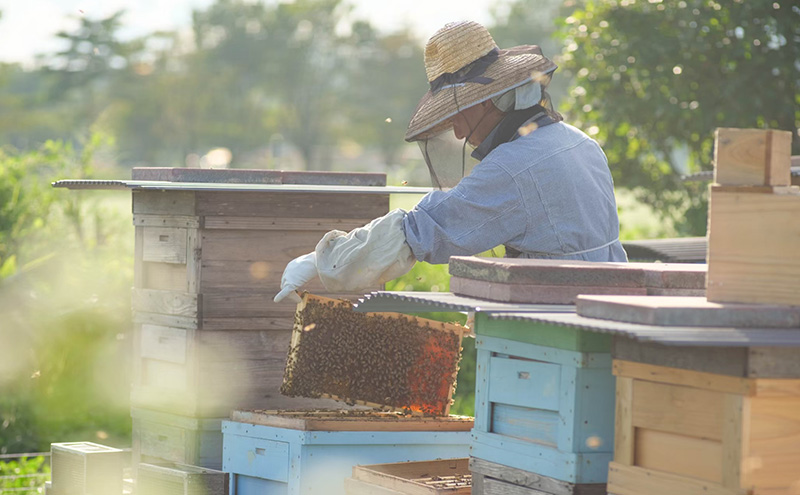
[405,45,557,142]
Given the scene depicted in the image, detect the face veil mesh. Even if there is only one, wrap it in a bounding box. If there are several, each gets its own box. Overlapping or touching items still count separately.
[418,131,480,189]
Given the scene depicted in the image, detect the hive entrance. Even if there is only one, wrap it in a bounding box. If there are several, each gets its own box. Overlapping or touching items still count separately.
[281,293,467,416]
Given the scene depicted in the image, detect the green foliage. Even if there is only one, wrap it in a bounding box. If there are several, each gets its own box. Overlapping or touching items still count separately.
[0,135,133,453]
[0,455,50,494]
[557,0,798,235]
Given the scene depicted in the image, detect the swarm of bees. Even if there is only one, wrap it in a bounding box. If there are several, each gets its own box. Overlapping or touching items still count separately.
[281,295,465,416]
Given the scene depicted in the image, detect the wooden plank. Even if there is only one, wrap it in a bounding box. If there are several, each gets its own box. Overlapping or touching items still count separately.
[133,312,199,330]
[230,410,473,432]
[139,324,187,364]
[131,167,386,186]
[195,191,389,219]
[612,339,750,378]
[133,214,200,229]
[132,288,198,318]
[632,379,724,441]
[344,478,405,495]
[707,188,800,306]
[142,262,188,292]
[487,356,561,411]
[722,394,745,489]
[199,259,327,290]
[753,379,800,397]
[200,317,293,331]
[134,226,144,289]
[141,358,189,390]
[713,128,792,186]
[196,329,292,361]
[614,377,634,465]
[613,360,754,395]
[133,190,196,216]
[200,229,328,262]
[451,276,647,305]
[203,216,372,231]
[577,295,800,328]
[474,313,611,353]
[745,396,800,488]
[607,463,743,495]
[634,428,722,483]
[469,457,606,495]
[186,227,201,295]
[351,458,471,495]
[491,404,558,448]
[481,478,553,495]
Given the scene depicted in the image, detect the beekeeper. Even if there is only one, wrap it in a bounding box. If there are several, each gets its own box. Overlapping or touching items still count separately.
[274,20,627,303]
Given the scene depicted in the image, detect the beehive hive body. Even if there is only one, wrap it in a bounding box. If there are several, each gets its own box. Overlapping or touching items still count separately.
[129,169,391,471]
[222,411,472,495]
[470,312,615,491]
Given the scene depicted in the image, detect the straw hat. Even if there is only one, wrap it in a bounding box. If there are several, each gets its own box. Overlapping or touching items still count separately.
[405,21,557,142]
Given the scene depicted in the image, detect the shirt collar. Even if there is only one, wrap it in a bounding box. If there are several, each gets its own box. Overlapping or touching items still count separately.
[471,105,552,161]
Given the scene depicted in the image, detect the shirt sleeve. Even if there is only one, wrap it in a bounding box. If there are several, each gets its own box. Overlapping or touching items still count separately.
[402,160,527,264]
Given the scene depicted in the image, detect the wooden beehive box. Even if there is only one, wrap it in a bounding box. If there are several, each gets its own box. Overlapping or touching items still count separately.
[448,256,706,304]
[470,311,613,491]
[222,410,472,495]
[131,408,223,472]
[130,168,391,419]
[50,442,126,495]
[282,293,469,416]
[345,458,471,494]
[609,358,800,495]
[707,128,799,306]
[136,462,229,495]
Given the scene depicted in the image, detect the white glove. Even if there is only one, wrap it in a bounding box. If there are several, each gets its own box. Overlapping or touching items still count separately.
[315,209,416,292]
[273,252,318,303]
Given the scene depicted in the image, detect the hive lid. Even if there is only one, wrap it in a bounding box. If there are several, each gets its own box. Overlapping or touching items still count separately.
[353,291,574,313]
[351,458,471,493]
[577,295,800,328]
[486,312,800,347]
[230,409,473,431]
[448,257,707,304]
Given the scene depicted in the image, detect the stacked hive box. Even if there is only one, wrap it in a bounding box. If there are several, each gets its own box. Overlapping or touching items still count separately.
[222,410,473,495]
[129,168,391,470]
[345,458,471,494]
[445,256,707,494]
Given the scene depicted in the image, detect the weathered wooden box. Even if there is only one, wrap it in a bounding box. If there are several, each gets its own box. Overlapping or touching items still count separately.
[137,462,229,495]
[609,358,800,495]
[471,312,615,489]
[50,442,126,495]
[131,408,224,471]
[130,168,391,418]
[345,458,470,494]
[221,410,473,495]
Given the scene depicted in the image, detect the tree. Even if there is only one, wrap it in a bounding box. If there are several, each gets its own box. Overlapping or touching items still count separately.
[557,0,799,234]
[341,22,425,167]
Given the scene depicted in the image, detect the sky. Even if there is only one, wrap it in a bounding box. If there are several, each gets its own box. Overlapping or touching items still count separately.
[0,0,497,67]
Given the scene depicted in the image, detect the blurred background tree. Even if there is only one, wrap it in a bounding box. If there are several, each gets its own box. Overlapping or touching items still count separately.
[558,0,799,235]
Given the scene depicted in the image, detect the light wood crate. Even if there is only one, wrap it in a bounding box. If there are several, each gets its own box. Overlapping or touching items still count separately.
[345,458,470,494]
[609,359,800,495]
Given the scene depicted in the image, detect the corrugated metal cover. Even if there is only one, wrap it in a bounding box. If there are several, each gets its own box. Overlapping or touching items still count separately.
[487,312,800,347]
[52,179,432,195]
[353,291,574,313]
[622,237,707,263]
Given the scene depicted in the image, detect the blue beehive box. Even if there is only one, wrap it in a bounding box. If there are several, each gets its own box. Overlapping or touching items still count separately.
[471,312,615,487]
[221,410,473,495]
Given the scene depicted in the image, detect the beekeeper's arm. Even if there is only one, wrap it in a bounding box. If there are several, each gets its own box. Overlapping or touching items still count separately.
[273,209,416,302]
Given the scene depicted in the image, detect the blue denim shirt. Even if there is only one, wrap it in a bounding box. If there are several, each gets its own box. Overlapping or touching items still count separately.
[402,122,628,264]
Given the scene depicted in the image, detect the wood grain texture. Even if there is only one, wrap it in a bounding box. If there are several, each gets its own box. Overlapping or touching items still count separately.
[350,458,471,494]
[722,394,745,489]
[230,410,473,432]
[631,379,724,440]
[133,214,200,229]
[745,396,800,489]
[469,457,607,495]
[714,128,792,186]
[200,229,328,262]
[613,360,754,395]
[132,288,198,318]
[344,478,405,495]
[142,262,189,292]
[634,428,722,482]
[195,191,389,218]
[614,377,634,465]
[607,463,743,495]
[203,216,372,231]
[707,188,800,306]
[133,190,196,215]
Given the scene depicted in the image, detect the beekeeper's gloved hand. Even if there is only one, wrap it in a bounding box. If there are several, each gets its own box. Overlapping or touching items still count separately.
[273,252,318,303]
